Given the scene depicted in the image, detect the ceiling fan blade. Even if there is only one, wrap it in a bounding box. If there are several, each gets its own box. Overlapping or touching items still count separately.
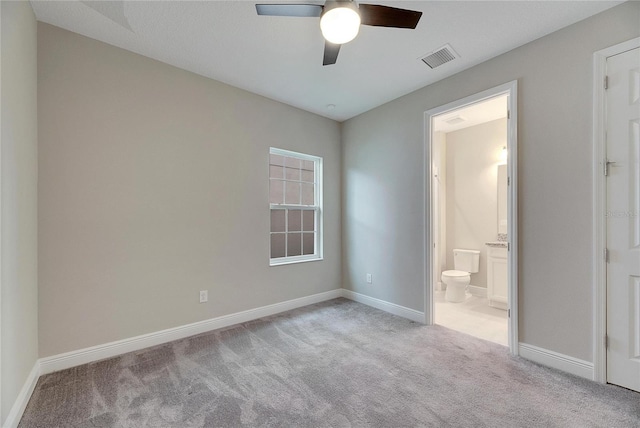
[255,4,323,17]
[358,4,422,29]
[323,42,340,66]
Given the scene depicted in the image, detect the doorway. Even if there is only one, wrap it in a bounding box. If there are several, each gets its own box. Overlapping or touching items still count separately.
[424,82,518,354]
[593,38,640,391]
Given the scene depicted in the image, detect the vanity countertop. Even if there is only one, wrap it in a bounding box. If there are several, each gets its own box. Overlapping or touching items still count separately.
[485,241,508,248]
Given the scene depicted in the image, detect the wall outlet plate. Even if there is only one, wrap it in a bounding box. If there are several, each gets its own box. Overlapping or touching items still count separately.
[199,290,208,303]
[366,273,372,284]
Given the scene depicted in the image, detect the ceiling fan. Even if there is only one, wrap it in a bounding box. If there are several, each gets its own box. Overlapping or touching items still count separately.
[255,1,422,65]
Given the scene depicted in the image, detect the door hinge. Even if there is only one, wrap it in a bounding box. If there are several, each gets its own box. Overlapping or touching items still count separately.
[507,242,510,251]
[604,76,609,90]
[605,335,609,349]
[604,158,618,176]
[508,308,511,318]
[507,110,511,119]
[507,176,511,186]
[604,248,610,263]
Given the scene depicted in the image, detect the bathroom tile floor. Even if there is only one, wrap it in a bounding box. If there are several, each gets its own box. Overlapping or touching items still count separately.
[434,290,508,346]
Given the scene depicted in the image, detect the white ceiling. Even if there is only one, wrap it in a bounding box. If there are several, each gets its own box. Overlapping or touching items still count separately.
[30,0,621,122]
[433,94,507,133]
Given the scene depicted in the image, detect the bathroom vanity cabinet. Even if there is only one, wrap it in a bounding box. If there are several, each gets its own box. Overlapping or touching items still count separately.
[486,245,508,310]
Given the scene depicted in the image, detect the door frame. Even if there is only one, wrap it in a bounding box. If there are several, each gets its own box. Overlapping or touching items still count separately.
[423,81,519,354]
[592,37,640,384]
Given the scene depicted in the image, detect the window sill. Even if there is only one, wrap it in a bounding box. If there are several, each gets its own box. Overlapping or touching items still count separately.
[270,256,323,267]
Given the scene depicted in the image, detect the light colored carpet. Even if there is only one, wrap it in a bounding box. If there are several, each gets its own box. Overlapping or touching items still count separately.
[19,298,640,427]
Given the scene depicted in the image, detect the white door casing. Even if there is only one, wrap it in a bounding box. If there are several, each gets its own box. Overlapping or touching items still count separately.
[424,81,518,354]
[606,47,640,392]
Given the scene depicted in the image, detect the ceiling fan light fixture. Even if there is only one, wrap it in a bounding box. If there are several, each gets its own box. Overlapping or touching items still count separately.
[320,6,361,45]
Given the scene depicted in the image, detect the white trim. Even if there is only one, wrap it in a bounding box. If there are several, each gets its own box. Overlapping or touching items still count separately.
[424,81,519,354]
[592,37,640,384]
[4,290,596,427]
[506,82,519,354]
[37,287,424,375]
[2,362,40,428]
[269,147,320,162]
[468,285,487,298]
[39,289,342,375]
[519,343,594,380]
[341,289,425,323]
[0,1,3,416]
[269,256,324,266]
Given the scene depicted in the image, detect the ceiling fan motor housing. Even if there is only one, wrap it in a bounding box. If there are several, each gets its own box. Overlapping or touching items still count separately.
[320,1,362,45]
[256,1,422,65]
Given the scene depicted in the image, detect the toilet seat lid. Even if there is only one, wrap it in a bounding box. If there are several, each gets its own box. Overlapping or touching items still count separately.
[442,270,469,277]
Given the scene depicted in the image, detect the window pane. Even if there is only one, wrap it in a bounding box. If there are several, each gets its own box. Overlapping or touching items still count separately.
[301,170,314,182]
[303,233,315,255]
[270,165,284,179]
[285,157,301,169]
[285,181,301,205]
[271,210,285,233]
[301,183,314,205]
[287,233,302,256]
[303,210,315,232]
[270,154,285,167]
[302,160,315,172]
[270,180,284,204]
[285,166,301,181]
[271,234,285,258]
[288,209,302,231]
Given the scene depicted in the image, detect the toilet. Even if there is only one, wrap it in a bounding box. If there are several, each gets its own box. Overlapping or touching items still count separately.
[441,249,480,303]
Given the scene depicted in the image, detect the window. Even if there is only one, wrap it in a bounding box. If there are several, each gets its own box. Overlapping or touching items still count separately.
[269,148,322,265]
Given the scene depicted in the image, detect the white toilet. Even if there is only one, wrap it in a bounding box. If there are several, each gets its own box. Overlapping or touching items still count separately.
[441,249,480,303]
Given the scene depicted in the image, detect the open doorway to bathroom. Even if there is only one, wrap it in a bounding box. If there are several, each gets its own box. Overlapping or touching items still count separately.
[424,82,518,354]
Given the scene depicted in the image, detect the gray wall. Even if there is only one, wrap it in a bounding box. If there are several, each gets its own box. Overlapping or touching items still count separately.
[445,119,507,289]
[342,2,640,362]
[1,1,39,423]
[38,24,341,358]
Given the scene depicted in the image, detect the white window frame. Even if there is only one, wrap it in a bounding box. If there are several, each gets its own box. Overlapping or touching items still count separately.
[269,147,323,266]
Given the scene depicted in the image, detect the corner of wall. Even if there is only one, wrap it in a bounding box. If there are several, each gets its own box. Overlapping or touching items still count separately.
[1,0,39,424]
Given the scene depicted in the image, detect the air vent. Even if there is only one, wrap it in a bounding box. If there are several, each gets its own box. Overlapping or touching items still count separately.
[420,44,458,69]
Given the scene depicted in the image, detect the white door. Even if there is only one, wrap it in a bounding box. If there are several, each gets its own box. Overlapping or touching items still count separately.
[606,47,640,392]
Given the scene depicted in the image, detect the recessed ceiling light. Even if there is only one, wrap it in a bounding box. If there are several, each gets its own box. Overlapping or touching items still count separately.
[327,104,336,110]
[444,115,466,125]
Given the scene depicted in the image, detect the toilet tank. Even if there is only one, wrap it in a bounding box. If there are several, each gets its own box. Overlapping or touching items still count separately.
[453,249,480,273]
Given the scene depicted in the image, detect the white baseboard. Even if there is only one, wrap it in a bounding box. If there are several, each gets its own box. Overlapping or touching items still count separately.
[468,285,487,298]
[3,362,40,428]
[4,292,599,427]
[39,288,424,376]
[341,289,425,323]
[39,289,342,375]
[519,343,594,380]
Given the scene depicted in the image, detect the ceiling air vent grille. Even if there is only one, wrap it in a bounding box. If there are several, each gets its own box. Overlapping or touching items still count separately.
[420,44,458,69]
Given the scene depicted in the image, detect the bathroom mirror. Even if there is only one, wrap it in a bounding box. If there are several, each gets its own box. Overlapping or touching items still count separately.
[497,164,508,234]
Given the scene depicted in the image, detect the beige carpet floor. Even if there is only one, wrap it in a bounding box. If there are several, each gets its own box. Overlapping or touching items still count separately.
[19,298,640,427]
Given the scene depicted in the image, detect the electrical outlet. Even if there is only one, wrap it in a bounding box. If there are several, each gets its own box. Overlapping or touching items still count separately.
[199,290,208,303]
[366,273,372,284]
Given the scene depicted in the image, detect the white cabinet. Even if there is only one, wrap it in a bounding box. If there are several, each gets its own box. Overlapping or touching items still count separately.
[486,246,508,310]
